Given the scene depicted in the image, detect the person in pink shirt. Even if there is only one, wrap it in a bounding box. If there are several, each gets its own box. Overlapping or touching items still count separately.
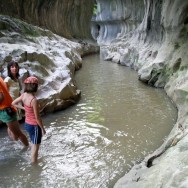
[12,76,46,163]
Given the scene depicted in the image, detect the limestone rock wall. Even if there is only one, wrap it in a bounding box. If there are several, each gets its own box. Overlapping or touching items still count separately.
[1,0,188,187]
[0,15,99,113]
[0,0,95,39]
[92,0,188,187]
[91,0,146,44]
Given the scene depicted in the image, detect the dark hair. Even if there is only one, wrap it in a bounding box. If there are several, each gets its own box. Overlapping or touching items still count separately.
[7,61,20,79]
[24,83,38,93]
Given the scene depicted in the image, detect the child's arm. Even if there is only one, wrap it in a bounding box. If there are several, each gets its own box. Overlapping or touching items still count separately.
[12,95,25,110]
[4,77,11,91]
[33,99,46,135]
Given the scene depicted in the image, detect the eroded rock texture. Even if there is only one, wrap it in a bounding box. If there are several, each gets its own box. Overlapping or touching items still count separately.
[0,15,99,113]
[91,0,146,44]
[0,0,99,113]
[91,0,188,187]
[0,0,95,39]
[1,0,188,187]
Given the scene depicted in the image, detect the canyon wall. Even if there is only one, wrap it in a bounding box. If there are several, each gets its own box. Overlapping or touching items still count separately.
[0,0,95,39]
[0,0,98,113]
[1,0,188,187]
[91,0,188,187]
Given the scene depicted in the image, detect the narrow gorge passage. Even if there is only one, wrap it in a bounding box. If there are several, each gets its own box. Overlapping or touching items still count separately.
[0,54,177,188]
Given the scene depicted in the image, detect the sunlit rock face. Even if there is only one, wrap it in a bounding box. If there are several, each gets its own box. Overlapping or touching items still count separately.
[0,15,99,113]
[0,0,95,40]
[0,0,99,113]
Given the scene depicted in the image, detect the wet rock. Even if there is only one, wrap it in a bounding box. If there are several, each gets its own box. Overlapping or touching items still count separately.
[0,15,90,113]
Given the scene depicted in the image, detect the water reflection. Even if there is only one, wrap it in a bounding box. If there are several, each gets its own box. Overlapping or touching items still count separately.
[0,55,177,188]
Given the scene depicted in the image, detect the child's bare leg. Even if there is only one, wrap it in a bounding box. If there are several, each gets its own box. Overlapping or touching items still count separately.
[31,144,40,163]
[7,121,29,146]
[7,127,18,141]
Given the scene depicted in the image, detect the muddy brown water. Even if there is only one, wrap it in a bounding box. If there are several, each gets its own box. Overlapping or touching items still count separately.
[0,54,177,188]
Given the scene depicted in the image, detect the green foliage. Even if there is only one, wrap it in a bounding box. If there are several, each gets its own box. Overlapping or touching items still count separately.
[93,3,98,15]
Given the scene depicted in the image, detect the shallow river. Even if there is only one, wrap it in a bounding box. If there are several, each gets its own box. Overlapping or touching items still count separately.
[0,54,177,188]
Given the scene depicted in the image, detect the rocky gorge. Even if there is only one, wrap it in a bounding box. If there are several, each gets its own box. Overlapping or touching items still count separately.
[0,0,188,187]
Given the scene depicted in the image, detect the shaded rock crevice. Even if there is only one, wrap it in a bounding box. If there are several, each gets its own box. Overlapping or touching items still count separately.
[0,0,95,40]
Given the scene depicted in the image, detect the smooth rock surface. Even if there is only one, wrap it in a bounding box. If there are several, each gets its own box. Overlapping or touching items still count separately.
[91,0,188,187]
[0,15,99,114]
[1,0,188,187]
